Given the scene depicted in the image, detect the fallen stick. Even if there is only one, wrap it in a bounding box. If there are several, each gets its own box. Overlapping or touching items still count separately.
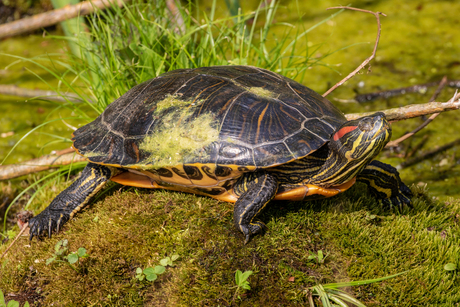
[323,7,385,97]
[0,84,85,102]
[0,148,86,180]
[0,0,125,39]
[398,138,460,169]
[345,92,460,121]
[385,77,448,148]
[0,222,28,260]
[355,79,460,103]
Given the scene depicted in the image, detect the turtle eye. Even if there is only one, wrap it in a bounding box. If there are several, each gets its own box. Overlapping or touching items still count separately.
[358,118,373,131]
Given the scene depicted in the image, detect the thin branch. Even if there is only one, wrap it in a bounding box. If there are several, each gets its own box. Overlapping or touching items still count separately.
[0,222,28,260]
[385,76,448,148]
[0,148,86,180]
[0,84,86,103]
[166,0,185,34]
[355,79,460,103]
[398,138,460,169]
[323,7,386,97]
[0,0,126,39]
[345,92,460,121]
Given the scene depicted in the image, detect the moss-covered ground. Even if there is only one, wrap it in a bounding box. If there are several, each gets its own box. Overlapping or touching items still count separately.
[1,181,460,306]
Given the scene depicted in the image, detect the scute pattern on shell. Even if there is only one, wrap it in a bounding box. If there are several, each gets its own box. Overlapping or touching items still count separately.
[72,66,347,168]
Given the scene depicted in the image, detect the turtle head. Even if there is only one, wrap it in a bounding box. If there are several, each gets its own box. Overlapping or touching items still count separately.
[330,112,391,160]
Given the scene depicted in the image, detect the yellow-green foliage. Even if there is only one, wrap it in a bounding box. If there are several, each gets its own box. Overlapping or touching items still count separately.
[139,109,219,168]
[247,86,278,99]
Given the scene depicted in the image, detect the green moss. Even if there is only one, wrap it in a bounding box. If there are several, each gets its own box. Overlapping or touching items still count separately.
[247,87,277,99]
[153,94,195,115]
[139,111,219,168]
[1,182,460,306]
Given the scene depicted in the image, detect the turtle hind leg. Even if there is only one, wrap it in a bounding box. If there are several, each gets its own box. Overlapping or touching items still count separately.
[233,171,278,244]
[29,163,117,240]
[357,160,412,210]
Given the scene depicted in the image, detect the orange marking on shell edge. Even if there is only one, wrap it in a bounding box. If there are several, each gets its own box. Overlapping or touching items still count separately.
[274,177,356,201]
[111,170,240,202]
[111,171,356,203]
[333,126,358,141]
[111,172,159,188]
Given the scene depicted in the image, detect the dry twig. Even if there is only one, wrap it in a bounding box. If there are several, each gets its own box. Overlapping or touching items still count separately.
[345,92,460,121]
[166,0,185,33]
[0,84,85,102]
[385,76,448,148]
[398,138,460,169]
[0,0,125,39]
[355,79,460,103]
[323,7,386,97]
[0,148,86,180]
[0,222,28,260]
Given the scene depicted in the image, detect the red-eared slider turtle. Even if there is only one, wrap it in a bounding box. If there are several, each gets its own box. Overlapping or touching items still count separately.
[29,66,412,243]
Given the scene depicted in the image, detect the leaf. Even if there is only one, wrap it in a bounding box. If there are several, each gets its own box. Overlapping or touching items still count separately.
[0,289,5,306]
[235,270,242,285]
[241,283,251,290]
[240,270,253,282]
[323,271,409,289]
[159,258,169,266]
[54,241,62,253]
[77,247,87,258]
[318,250,324,261]
[143,267,155,276]
[444,263,457,271]
[171,254,179,261]
[67,253,79,264]
[46,257,56,265]
[24,303,30,307]
[136,268,143,274]
[145,273,158,282]
[6,301,19,307]
[154,265,166,275]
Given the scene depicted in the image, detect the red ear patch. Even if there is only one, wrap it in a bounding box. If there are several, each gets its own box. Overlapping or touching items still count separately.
[333,126,358,141]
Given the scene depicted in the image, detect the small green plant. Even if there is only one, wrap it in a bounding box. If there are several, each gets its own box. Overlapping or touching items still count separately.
[0,288,29,307]
[232,270,253,301]
[46,239,88,272]
[136,255,179,282]
[308,250,328,264]
[306,271,408,307]
[159,254,179,267]
[444,263,457,271]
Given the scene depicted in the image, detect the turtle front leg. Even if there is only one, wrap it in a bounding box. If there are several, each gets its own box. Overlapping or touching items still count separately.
[233,171,278,244]
[29,163,117,240]
[357,160,412,210]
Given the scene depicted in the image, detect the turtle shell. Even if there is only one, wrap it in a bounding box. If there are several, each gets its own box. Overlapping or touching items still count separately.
[72,66,346,169]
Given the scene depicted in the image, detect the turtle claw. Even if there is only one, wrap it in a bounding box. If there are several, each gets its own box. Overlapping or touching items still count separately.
[29,208,70,240]
[241,221,267,244]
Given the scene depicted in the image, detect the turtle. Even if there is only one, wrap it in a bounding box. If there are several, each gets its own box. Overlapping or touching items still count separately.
[28,65,412,243]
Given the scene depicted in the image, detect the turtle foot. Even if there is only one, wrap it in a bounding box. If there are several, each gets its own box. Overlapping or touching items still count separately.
[29,208,69,240]
[242,221,267,244]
